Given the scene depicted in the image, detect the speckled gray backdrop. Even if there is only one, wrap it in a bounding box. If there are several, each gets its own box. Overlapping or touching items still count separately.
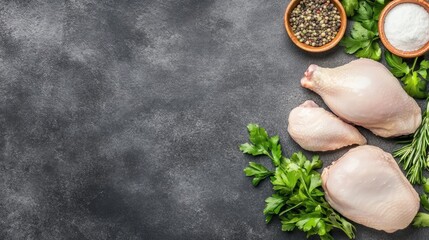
[0,0,427,239]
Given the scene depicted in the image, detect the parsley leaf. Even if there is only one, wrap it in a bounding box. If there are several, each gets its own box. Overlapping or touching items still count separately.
[419,60,429,79]
[374,0,386,5]
[240,124,356,239]
[421,60,429,70]
[340,0,388,61]
[385,52,428,99]
[264,194,286,216]
[248,123,269,146]
[309,174,322,193]
[341,0,359,16]
[269,135,282,166]
[240,124,282,166]
[413,213,429,228]
[355,41,381,60]
[385,51,410,77]
[352,1,373,22]
[416,180,429,228]
[340,36,370,55]
[281,222,296,232]
[424,178,429,193]
[418,69,428,80]
[402,72,427,99]
[356,0,386,21]
[243,162,273,186]
[420,194,429,212]
[371,1,385,20]
[340,21,381,61]
[350,21,376,39]
[310,155,323,170]
[272,166,300,195]
[239,143,266,156]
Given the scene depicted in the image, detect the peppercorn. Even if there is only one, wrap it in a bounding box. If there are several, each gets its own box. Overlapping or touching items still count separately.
[289,0,341,47]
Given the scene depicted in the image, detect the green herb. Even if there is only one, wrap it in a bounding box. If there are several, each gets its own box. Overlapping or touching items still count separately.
[424,178,429,193]
[413,179,429,227]
[243,162,273,186]
[340,0,388,61]
[239,124,356,240]
[413,213,429,228]
[341,0,358,16]
[394,100,429,184]
[385,52,429,98]
[420,193,429,212]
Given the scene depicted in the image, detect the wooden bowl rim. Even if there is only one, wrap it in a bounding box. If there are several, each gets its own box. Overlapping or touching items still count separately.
[284,0,347,53]
[378,0,429,58]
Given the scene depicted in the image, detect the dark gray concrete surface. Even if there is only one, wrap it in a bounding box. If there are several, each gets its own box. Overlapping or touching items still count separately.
[0,0,427,239]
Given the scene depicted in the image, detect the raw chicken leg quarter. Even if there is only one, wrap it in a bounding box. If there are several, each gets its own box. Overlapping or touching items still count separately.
[301,59,421,137]
[322,145,419,233]
[288,100,366,151]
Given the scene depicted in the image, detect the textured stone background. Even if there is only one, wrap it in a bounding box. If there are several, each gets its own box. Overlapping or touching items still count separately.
[0,0,427,239]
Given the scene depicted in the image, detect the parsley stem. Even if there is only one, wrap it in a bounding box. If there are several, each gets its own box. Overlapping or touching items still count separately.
[263,150,278,167]
[279,202,303,216]
[265,152,275,162]
[299,175,317,202]
[411,57,418,72]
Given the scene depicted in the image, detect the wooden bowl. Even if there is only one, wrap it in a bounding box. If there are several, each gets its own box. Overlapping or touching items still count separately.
[284,0,347,53]
[379,0,429,58]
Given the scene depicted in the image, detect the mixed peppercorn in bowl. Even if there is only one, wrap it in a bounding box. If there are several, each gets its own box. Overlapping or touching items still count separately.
[284,0,347,52]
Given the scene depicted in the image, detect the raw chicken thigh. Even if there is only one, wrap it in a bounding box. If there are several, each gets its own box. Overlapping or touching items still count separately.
[288,100,366,151]
[301,59,421,137]
[322,145,419,233]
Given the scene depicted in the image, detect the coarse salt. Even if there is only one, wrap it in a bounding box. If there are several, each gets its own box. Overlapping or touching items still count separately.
[384,3,429,52]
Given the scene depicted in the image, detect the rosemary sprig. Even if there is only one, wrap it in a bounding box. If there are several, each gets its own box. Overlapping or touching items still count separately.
[394,99,429,185]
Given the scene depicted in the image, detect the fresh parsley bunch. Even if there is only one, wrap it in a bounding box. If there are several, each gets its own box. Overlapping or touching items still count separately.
[340,0,388,61]
[385,52,429,99]
[240,124,356,240]
[413,179,429,227]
